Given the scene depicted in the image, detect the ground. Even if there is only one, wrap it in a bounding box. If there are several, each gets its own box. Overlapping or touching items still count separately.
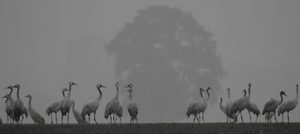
[0,123,299,134]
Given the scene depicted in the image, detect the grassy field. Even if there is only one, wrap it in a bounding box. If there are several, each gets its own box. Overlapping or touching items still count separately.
[0,123,299,134]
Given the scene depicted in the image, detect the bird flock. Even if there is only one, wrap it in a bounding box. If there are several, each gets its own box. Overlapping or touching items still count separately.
[187,83,299,124]
[1,81,138,125]
[0,82,298,125]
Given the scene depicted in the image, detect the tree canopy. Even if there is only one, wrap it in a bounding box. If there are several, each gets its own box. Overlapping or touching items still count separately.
[105,5,225,122]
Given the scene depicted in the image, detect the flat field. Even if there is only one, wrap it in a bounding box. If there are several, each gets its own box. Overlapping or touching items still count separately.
[0,123,299,134]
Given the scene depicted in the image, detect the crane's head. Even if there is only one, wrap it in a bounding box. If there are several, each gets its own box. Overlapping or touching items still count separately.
[5,85,14,90]
[68,81,77,86]
[206,87,212,92]
[280,91,287,97]
[25,94,32,99]
[242,89,247,97]
[248,83,251,88]
[97,84,106,89]
[62,88,68,92]
[2,94,9,99]
[14,84,20,89]
[199,88,204,97]
[124,84,133,89]
[115,82,119,87]
[2,94,10,103]
[220,97,223,102]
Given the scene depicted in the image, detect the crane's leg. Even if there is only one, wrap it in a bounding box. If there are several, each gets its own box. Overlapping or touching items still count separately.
[55,113,58,124]
[274,113,278,123]
[51,113,53,124]
[197,114,200,123]
[287,112,290,123]
[94,112,97,124]
[226,116,229,123]
[67,112,70,124]
[21,116,24,124]
[240,112,244,123]
[248,111,252,123]
[109,115,112,123]
[7,115,9,124]
[88,114,91,123]
[281,114,284,124]
[61,115,64,124]
[255,115,258,123]
[193,115,196,123]
[202,112,205,123]
[112,114,115,123]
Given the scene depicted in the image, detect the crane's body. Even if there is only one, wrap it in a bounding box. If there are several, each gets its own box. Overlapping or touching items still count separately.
[25,95,45,125]
[277,84,298,123]
[81,84,105,123]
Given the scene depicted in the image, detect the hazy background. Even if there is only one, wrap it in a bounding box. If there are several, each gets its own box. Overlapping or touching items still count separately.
[0,0,300,123]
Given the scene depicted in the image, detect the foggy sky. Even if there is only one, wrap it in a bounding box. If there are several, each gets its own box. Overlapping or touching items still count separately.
[0,0,300,123]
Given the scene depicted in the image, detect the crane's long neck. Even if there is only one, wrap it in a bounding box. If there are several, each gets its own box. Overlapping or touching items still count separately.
[243,91,247,97]
[279,93,284,105]
[28,97,32,105]
[113,86,119,101]
[247,86,251,100]
[97,88,103,102]
[17,88,20,99]
[206,90,210,101]
[62,90,66,98]
[129,92,133,100]
[5,97,9,103]
[200,90,203,98]
[9,88,13,96]
[227,89,230,99]
[296,85,298,102]
[219,98,224,111]
[117,86,120,101]
[67,85,73,98]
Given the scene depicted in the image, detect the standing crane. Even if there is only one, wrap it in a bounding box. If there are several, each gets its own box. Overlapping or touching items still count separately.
[262,91,287,123]
[224,88,236,122]
[81,84,105,124]
[124,84,138,124]
[277,84,298,123]
[198,87,212,123]
[114,82,123,123]
[3,85,16,123]
[12,84,28,123]
[61,81,77,124]
[219,88,236,123]
[104,82,122,123]
[231,88,248,123]
[104,101,114,123]
[25,94,45,125]
[245,83,260,122]
[220,97,227,122]
[71,100,87,124]
[46,88,67,124]
[186,88,204,123]
[246,102,260,122]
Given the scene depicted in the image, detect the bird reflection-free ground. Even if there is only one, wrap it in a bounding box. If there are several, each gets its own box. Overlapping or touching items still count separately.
[0,123,298,134]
